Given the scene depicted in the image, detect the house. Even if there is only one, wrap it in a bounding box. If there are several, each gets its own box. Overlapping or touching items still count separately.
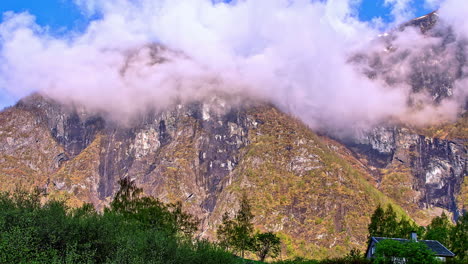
[365,232,455,262]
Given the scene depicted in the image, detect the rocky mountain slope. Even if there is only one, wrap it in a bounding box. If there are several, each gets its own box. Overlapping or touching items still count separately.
[346,11,467,220]
[0,12,466,259]
[0,92,465,258]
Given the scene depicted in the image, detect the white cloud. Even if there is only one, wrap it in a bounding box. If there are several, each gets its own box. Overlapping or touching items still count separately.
[384,0,416,23]
[0,0,466,133]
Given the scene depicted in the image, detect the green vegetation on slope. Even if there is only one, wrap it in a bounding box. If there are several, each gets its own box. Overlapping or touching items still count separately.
[0,108,64,192]
[217,194,282,262]
[413,113,468,140]
[1,103,459,261]
[212,106,413,259]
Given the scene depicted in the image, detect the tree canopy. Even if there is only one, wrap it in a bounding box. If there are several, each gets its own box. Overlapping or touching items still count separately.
[217,193,282,262]
[369,204,467,263]
[0,182,235,264]
[368,204,421,239]
[373,240,436,264]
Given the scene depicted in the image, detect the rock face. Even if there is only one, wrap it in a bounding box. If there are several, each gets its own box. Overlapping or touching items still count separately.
[0,95,389,257]
[0,92,465,258]
[344,11,467,220]
[12,94,255,214]
[345,126,466,219]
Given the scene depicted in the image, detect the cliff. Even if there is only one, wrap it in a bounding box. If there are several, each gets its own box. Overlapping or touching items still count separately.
[0,92,465,258]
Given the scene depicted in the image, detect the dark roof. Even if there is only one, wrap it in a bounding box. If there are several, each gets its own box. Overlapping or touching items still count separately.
[371,237,455,257]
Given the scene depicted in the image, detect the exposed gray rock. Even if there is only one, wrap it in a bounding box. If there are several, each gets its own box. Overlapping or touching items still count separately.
[343,126,466,217]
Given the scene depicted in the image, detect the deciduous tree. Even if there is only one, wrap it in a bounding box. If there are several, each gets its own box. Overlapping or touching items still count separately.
[374,240,436,264]
[252,232,281,262]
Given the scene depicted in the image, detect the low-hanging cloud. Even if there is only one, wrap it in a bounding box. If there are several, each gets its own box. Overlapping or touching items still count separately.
[0,0,466,135]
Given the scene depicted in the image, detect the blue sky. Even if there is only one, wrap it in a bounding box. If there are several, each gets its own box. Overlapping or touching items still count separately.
[358,0,432,23]
[0,0,434,30]
[0,0,88,33]
[0,0,435,110]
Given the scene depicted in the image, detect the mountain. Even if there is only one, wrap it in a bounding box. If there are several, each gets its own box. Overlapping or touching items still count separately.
[0,11,466,259]
[0,92,465,258]
[346,11,467,219]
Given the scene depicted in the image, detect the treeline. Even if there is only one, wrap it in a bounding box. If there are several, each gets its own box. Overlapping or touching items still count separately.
[0,179,239,264]
[1,181,465,263]
[274,205,467,264]
[367,204,467,263]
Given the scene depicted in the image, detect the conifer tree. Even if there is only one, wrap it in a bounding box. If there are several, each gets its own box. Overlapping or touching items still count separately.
[424,212,452,247]
[382,204,399,237]
[397,216,421,239]
[368,204,385,237]
[216,193,254,258]
[217,212,236,250]
[451,213,467,261]
[368,204,419,239]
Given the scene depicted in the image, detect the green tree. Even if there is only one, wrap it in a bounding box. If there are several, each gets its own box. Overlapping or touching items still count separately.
[216,193,254,258]
[368,204,420,239]
[217,212,236,250]
[397,216,422,239]
[451,213,467,261]
[344,248,367,262]
[110,177,199,237]
[368,204,400,237]
[109,177,143,214]
[252,232,281,262]
[167,201,199,237]
[235,193,254,258]
[382,205,399,237]
[368,204,386,237]
[424,212,452,247]
[0,187,236,264]
[374,239,437,264]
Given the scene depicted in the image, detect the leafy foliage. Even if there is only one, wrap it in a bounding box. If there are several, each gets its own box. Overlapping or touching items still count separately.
[109,177,143,213]
[373,240,437,264]
[109,178,199,236]
[269,248,369,264]
[424,212,452,247]
[217,193,255,258]
[0,183,237,264]
[368,204,421,239]
[369,205,467,263]
[272,250,370,264]
[252,232,281,262]
[450,213,467,261]
[217,193,283,261]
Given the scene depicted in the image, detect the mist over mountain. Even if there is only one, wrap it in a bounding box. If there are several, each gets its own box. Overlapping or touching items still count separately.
[0,0,466,136]
[0,0,466,260]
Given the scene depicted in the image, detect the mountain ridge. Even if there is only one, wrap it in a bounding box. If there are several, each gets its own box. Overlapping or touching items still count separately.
[0,92,465,258]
